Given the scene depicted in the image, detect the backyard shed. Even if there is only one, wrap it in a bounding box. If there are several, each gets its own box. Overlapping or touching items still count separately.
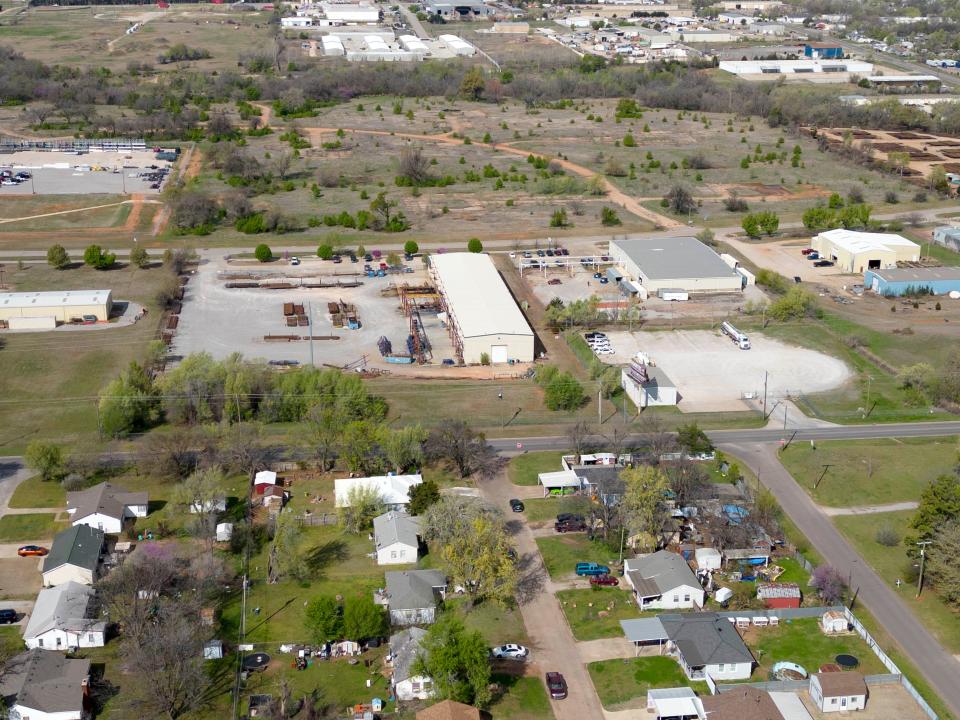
[810,672,867,713]
[757,582,801,609]
[820,610,848,634]
[695,547,722,571]
[429,252,534,364]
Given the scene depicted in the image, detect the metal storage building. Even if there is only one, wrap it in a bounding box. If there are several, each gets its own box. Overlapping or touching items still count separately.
[430,253,534,364]
[0,289,112,324]
[864,266,960,296]
[621,362,678,408]
[609,236,743,294]
[933,226,960,252]
[812,229,920,273]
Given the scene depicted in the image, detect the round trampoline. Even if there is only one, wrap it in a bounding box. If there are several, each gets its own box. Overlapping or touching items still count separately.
[242,653,271,672]
[835,654,860,669]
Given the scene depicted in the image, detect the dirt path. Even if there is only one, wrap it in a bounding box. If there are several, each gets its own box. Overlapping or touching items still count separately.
[301,125,681,229]
[152,146,201,236]
[819,500,919,516]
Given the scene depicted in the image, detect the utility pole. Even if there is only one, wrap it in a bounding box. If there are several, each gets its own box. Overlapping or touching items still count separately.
[308,301,314,368]
[598,387,602,426]
[762,371,768,419]
[916,540,933,598]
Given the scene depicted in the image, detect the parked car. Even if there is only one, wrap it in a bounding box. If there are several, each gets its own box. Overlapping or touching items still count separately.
[364,254,373,262]
[349,254,358,263]
[290,257,300,266]
[555,518,588,533]
[807,252,820,260]
[548,278,562,285]
[814,260,834,267]
[801,248,815,255]
[575,562,610,576]
[560,248,570,256]
[546,249,555,257]
[332,255,342,264]
[17,545,47,557]
[590,574,619,587]
[509,498,525,513]
[593,272,602,279]
[557,513,584,524]
[599,277,609,284]
[0,609,17,624]
[584,332,606,340]
[491,644,529,660]
[794,276,802,283]
[546,672,568,699]
[537,250,545,257]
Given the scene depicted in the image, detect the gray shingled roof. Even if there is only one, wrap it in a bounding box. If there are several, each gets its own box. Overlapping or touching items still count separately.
[373,511,421,552]
[66,482,147,523]
[660,613,755,667]
[22,581,106,641]
[0,649,90,714]
[613,236,740,281]
[624,550,699,596]
[390,627,428,683]
[383,570,446,611]
[42,525,104,574]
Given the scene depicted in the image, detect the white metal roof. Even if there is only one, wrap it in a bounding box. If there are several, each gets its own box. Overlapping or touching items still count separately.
[334,474,422,507]
[867,74,940,82]
[818,229,919,254]
[0,290,111,309]
[538,470,582,488]
[647,687,704,717]
[430,253,533,339]
[620,617,668,643]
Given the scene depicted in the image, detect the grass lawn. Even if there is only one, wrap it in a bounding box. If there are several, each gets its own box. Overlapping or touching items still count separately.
[556,587,648,641]
[0,625,22,658]
[834,511,960,654]
[508,451,565,486]
[779,436,957,507]
[772,557,815,597]
[0,513,63,541]
[588,656,707,710]
[448,597,529,647]
[488,675,554,720]
[746,617,886,678]
[8,475,66,509]
[535,536,616,581]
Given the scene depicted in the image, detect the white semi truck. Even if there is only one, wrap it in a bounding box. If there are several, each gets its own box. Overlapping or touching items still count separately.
[720,321,751,350]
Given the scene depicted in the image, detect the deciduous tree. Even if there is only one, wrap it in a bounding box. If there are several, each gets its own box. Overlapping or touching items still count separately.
[426,420,502,480]
[46,244,70,269]
[24,440,64,482]
[414,615,492,706]
[621,465,670,551]
[439,515,517,606]
[342,596,387,641]
[338,484,385,534]
[304,595,343,644]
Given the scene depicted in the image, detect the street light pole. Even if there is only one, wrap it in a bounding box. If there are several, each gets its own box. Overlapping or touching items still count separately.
[916,540,933,598]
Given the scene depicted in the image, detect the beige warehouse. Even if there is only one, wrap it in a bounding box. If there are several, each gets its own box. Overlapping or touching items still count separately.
[430,253,534,364]
[0,290,112,323]
[609,236,743,294]
[812,229,920,273]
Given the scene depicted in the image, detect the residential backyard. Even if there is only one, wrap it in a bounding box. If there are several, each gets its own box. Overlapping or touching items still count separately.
[535,535,617,581]
[556,587,646,641]
[779,437,957,507]
[588,656,707,711]
[508,451,565,486]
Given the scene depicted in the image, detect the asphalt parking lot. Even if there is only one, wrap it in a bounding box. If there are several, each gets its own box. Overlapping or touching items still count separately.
[0,150,172,195]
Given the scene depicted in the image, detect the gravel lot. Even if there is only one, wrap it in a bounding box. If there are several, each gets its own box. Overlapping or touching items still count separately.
[0,150,172,195]
[173,251,457,368]
[599,329,852,412]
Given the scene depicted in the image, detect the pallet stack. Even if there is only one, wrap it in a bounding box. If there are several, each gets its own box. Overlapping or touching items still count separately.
[282,302,308,327]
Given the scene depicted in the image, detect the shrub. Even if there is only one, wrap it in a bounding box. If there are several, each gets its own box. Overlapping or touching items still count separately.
[467,238,483,253]
[622,132,636,147]
[317,244,334,260]
[875,526,899,547]
[404,240,419,255]
[755,269,789,294]
[884,191,899,204]
[47,244,70,269]
[254,244,273,262]
[543,371,586,411]
[83,244,116,270]
[600,207,621,226]
[130,245,150,269]
[479,352,490,366]
[550,209,570,228]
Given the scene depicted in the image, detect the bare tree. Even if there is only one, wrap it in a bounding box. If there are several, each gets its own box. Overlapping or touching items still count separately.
[398,147,432,185]
[172,466,226,539]
[663,458,708,507]
[426,420,504,480]
[303,405,345,471]
[637,414,677,464]
[566,420,593,461]
[217,422,274,476]
[26,103,54,125]
[137,426,206,480]
[272,149,294,180]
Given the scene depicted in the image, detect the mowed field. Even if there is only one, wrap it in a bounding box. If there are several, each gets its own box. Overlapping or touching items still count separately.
[0,5,276,71]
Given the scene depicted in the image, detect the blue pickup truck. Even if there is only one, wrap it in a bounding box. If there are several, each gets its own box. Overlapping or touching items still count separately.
[575,562,610,577]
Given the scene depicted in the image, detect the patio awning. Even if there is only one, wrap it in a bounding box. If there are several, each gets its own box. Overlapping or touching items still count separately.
[538,470,582,488]
[620,618,668,644]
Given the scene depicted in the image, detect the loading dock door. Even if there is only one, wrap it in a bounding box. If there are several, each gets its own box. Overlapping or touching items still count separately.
[491,345,508,363]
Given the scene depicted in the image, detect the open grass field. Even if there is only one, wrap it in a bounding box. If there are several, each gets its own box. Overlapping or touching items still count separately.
[0,202,132,232]
[588,656,707,710]
[556,587,649,641]
[744,617,886,678]
[487,675,555,720]
[0,512,63,541]
[508,451,565,486]
[0,263,167,454]
[535,535,616,581]
[833,510,960,654]
[8,475,66,509]
[779,436,957,507]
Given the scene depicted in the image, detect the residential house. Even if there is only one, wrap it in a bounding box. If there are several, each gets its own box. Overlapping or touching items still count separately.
[0,649,91,720]
[376,570,447,626]
[416,699,481,720]
[42,525,104,587]
[624,550,705,610]
[66,482,148,534]
[335,475,422,511]
[390,627,434,701]
[810,672,867,713]
[23,581,106,651]
[373,511,422,566]
[757,583,801,609]
[660,612,755,681]
[701,686,787,719]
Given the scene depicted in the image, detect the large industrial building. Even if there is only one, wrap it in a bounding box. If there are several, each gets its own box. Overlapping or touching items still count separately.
[609,236,743,294]
[718,59,873,77]
[812,229,920,273]
[864,267,960,296]
[430,253,534,364]
[0,290,112,327]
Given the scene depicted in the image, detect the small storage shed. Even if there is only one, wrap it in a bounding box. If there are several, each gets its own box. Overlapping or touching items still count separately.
[694,547,722,571]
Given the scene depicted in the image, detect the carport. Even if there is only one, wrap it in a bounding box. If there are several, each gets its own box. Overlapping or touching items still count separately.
[620,617,668,656]
[538,470,583,497]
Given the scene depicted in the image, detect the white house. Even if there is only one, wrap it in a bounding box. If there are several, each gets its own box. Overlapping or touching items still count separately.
[0,650,91,720]
[335,475,422,510]
[810,672,868,712]
[66,482,148,534]
[624,550,705,610]
[373,511,422,566]
[23,581,106,651]
[390,627,434,701]
[661,613,755,681]
[42,525,104,587]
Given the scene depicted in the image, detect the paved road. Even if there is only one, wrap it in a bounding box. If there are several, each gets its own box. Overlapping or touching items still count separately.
[479,469,606,720]
[721,442,960,719]
[398,3,430,39]
[0,458,32,517]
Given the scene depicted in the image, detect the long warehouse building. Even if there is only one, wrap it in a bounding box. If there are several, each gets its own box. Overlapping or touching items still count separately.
[430,252,534,364]
[609,236,743,294]
[0,290,112,325]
